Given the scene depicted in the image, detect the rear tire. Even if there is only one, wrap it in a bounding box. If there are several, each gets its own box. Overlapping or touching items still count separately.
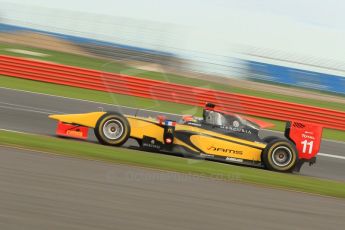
[262,139,298,172]
[94,112,130,146]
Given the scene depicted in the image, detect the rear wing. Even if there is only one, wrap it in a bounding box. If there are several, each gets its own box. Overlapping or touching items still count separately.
[285,121,323,160]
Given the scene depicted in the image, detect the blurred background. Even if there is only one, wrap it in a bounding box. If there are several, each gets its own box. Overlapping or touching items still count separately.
[1,0,345,97]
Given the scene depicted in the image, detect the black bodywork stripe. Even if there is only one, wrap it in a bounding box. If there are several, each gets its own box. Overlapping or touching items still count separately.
[175,130,265,150]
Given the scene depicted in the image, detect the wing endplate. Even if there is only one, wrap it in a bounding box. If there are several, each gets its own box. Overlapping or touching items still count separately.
[285,121,323,160]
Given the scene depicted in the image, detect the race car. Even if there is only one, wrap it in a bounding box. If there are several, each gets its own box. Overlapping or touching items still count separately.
[49,103,323,172]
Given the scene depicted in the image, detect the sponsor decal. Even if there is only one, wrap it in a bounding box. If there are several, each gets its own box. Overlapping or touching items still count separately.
[165,121,176,126]
[167,128,173,133]
[225,157,243,162]
[207,146,243,155]
[187,122,202,127]
[200,153,214,158]
[143,142,161,149]
[66,130,83,137]
[220,125,252,134]
[142,138,161,149]
[233,120,240,128]
[302,133,315,140]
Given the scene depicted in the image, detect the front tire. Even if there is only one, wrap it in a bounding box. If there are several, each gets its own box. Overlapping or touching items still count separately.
[94,112,130,146]
[262,139,298,172]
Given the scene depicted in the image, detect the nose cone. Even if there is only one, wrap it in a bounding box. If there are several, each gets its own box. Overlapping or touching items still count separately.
[48,114,62,120]
[48,112,106,128]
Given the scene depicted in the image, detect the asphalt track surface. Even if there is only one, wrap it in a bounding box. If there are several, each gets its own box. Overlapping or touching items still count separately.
[1,145,345,230]
[1,87,345,181]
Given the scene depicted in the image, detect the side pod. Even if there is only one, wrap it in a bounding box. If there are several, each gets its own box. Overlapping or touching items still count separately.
[285,121,323,171]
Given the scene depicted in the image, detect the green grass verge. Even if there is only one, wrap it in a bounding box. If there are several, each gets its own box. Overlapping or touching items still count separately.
[1,75,344,142]
[1,43,345,111]
[1,130,345,198]
[0,75,202,115]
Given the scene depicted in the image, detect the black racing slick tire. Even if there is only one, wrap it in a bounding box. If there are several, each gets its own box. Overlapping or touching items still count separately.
[94,112,130,146]
[262,139,298,172]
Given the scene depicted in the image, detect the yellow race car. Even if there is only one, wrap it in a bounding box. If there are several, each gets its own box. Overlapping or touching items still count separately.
[49,103,323,172]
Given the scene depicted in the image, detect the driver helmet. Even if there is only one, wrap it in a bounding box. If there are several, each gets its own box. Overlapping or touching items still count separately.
[203,103,224,126]
[204,110,224,126]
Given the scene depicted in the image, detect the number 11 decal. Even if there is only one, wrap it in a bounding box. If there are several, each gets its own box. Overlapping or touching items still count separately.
[301,140,314,154]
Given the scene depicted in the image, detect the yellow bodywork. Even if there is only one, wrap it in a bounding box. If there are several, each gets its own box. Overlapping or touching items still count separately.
[49,112,106,128]
[190,135,262,161]
[49,112,266,162]
[126,116,164,142]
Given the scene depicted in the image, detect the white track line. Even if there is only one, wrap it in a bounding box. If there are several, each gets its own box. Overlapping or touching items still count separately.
[0,105,54,115]
[318,153,345,160]
[0,128,30,134]
[0,101,63,114]
[0,86,181,116]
